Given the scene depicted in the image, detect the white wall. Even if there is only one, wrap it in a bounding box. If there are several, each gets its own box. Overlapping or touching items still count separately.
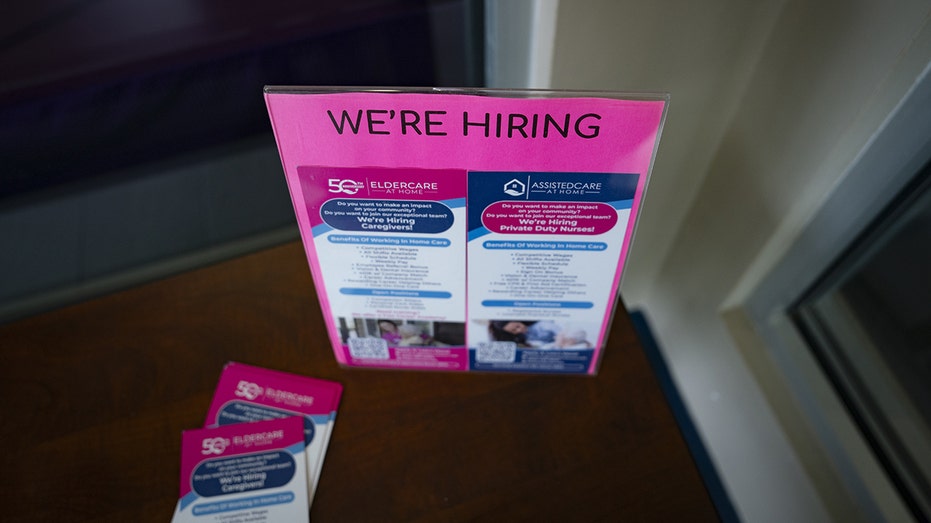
[550,0,786,306]
[537,0,931,521]
[484,0,559,89]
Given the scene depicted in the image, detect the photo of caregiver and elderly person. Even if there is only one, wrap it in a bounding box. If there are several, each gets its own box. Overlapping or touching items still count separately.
[337,317,466,347]
[481,319,595,349]
[376,319,432,346]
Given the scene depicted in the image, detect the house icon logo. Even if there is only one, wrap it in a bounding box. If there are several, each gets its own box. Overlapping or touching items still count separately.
[503,179,525,197]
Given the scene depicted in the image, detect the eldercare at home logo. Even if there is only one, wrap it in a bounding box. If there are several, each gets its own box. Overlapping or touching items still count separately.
[328,178,365,194]
[202,437,231,455]
[235,380,263,401]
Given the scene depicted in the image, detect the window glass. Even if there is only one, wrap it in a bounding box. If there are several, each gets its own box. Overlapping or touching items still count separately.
[793,163,931,519]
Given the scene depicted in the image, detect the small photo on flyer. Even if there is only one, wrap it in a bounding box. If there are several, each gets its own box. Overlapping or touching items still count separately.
[337,317,466,347]
[474,319,600,350]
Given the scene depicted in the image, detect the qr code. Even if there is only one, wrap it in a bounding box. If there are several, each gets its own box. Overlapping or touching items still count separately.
[348,338,389,359]
[475,342,517,363]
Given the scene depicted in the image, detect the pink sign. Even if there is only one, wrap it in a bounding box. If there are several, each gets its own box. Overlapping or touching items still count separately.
[265,88,667,375]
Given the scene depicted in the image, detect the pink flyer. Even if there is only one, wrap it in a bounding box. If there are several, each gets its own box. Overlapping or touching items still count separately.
[265,88,667,375]
[172,416,308,522]
[204,362,342,505]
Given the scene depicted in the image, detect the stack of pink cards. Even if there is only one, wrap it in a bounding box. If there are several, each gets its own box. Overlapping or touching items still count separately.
[171,363,343,522]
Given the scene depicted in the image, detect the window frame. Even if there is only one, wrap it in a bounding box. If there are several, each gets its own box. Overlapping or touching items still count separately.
[741,62,931,521]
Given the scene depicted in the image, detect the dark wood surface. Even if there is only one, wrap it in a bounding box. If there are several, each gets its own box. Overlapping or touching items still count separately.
[0,241,719,522]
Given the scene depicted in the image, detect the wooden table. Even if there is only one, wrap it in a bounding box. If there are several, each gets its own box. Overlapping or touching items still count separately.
[0,241,719,522]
